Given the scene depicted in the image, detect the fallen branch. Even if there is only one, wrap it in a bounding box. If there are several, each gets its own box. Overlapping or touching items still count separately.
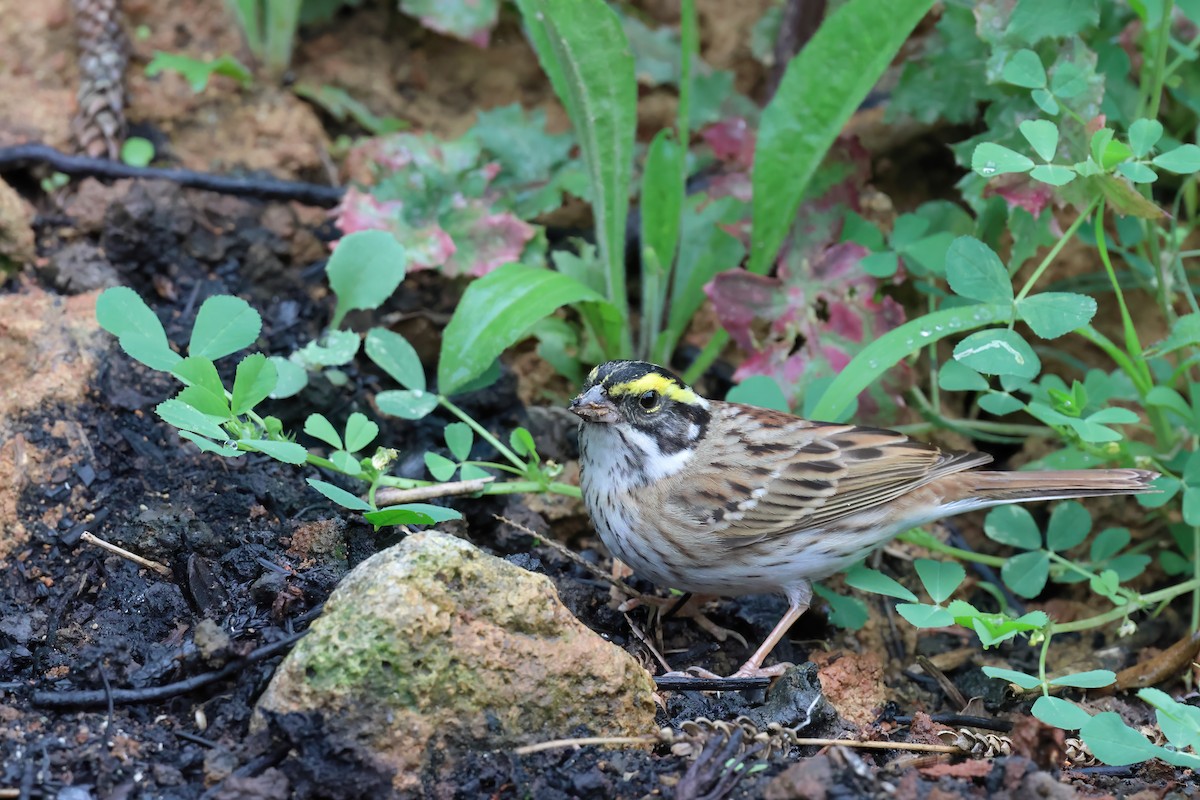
[376,477,494,507]
[80,531,172,576]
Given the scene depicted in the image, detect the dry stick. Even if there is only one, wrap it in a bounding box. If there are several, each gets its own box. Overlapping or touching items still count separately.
[494,514,639,597]
[79,531,171,576]
[513,735,965,756]
[375,477,494,507]
[623,612,674,674]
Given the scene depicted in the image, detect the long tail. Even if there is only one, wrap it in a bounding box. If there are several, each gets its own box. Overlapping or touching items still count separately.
[959,469,1159,503]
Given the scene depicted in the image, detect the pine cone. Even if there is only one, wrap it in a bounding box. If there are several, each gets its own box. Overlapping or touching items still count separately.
[71,0,129,159]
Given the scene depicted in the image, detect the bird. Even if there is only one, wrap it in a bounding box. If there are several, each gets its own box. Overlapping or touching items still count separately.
[569,359,1159,679]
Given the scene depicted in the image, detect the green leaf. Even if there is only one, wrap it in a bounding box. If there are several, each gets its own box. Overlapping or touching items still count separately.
[517,0,636,349]
[1032,89,1059,115]
[981,666,1042,690]
[364,328,425,391]
[1017,292,1097,339]
[326,230,408,329]
[238,439,308,465]
[972,142,1034,177]
[1032,696,1092,730]
[1002,550,1050,598]
[172,358,232,419]
[444,422,474,461]
[294,329,360,368]
[1007,0,1099,44]
[1128,119,1164,157]
[230,353,277,415]
[945,236,1012,303]
[144,51,252,92]
[178,431,243,457]
[303,414,343,449]
[460,464,492,481]
[1117,162,1158,184]
[188,296,261,360]
[938,359,988,391]
[1152,144,1200,173]
[344,413,378,453]
[954,328,1041,379]
[1002,49,1046,88]
[120,137,155,167]
[914,559,964,603]
[809,302,1016,421]
[812,583,870,630]
[95,286,182,371]
[726,375,790,412]
[510,427,538,459]
[1089,568,1124,603]
[1139,687,1200,752]
[425,452,458,482]
[1091,527,1131,562]
[895,603,955,628]
[363,503,464,527]
[376,389,439,420]
[1049,60,1087,97]
[1046,501,1091,551]
[268,356,308,399]
[306,477,373,511]
[438,263,604,395]
[1019,119,1059,161]
[985,505,1041,549]
[1144,386,1194,421]
[640,129,684,276]
[843,564,918,601]
[748,0,935,275]
[1050,669,1116,689]
[1030,165,1076,186]
[979,392,1025,415]
[330,450,361,475]
[156,398,228,440]
[1079,712,1163,766]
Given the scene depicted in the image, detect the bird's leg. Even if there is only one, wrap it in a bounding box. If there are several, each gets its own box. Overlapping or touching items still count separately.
[685,583,812,680]
[620,593,749,648]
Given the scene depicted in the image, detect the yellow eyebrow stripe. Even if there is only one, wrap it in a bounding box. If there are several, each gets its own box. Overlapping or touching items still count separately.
[608,373,699,404]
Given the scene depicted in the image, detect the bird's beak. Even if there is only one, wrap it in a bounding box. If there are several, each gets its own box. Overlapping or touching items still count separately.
[570,385,617,424]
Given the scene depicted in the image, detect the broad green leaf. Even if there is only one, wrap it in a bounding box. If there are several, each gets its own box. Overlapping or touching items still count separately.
[1049,60,1087,97]
[304,413,342,449]
[1128,118,1164,157]
[972,142,1034,176]
[1032,89,1059,115]
[812,583,869,630]
[294,329,361,367]
[981,666,1041,690]
[979,391,1025,415]
[1002,550,1050,598]
[1152,144,1200,173]
[1007,0,1098,43]
[364,503,463,527]
[238,439,308,465]
[938,359,988,391]
[330,450,361,475]
[985,505,1041,549]
[1090,527,1131,562]
[306,477,373,511]
[914,559,964,603]
[189,296,261,360]
[438,263,604,395]
[1079,713,1163,766]
[1019,119,1059,161]
[425,452,458,482]
[444,422,474,461]
[460,464,491,481]
[843,564,918,601]
[1050,669,1116,688]
[231,353,277,415]
[726,375,790,412]
[156,398,228,440]
[510,427,538,459]
[344,412,378,453]
[1089,568,1124,603]
[1144,386,1194,420]
[95,287,182,371]
[517,0,636,354]
[364,328,426,391]
[809,302,1015,421]
[895,603,955,628]
[1139,687,1200,752]
[1046,501,1090,551]
[1030,165,1076,186]
[326,230,408,329]
[268,356,308,399]
[172,357,231,418]
[748,0,935,275]
[1117,162,1158,184]
[1017,292,1097,339]
[1032,696,1092,730]
[376,389,439,420]
[954,328,1040,379]
[1002,49,1046,88]
[144,51,252,92]
[641,129,684,276]
[945,236,1012,303]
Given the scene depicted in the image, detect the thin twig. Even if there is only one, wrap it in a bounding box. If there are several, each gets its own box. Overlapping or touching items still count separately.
[375,477,494,507]
[513,734,965,756]
[79,531,171,576]
[514,736,658,754]
[495,514,639,597]
[623,613,673,674]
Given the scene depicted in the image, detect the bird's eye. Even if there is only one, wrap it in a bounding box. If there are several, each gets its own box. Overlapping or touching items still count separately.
[639,390,659,410]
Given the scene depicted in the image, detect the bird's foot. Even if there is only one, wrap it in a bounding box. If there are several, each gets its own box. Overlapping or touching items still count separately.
[619,593,748,648]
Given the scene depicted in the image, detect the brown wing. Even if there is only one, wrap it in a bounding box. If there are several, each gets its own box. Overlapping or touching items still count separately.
[657,402,991,542]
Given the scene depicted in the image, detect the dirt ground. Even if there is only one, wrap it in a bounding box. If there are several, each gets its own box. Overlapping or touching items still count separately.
[0,1,1197,798]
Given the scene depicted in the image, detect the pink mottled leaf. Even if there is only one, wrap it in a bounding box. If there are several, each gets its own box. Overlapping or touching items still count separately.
[400,0,500,47]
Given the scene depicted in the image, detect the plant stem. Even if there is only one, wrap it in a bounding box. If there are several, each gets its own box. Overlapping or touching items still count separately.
[897,529,1007,568]
[1013,198,1100,302]
[438,396,526,471]
[682,329,729,386]
[1193,526,1199,632]
[1145,0,1176,121]
[1049,577,1200,634]
[1038,629,1053,693]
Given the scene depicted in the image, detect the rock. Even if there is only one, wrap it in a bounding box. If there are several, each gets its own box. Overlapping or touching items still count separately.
[254,531,657,795]
[764,753,833,800]
[0,177,35,274]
